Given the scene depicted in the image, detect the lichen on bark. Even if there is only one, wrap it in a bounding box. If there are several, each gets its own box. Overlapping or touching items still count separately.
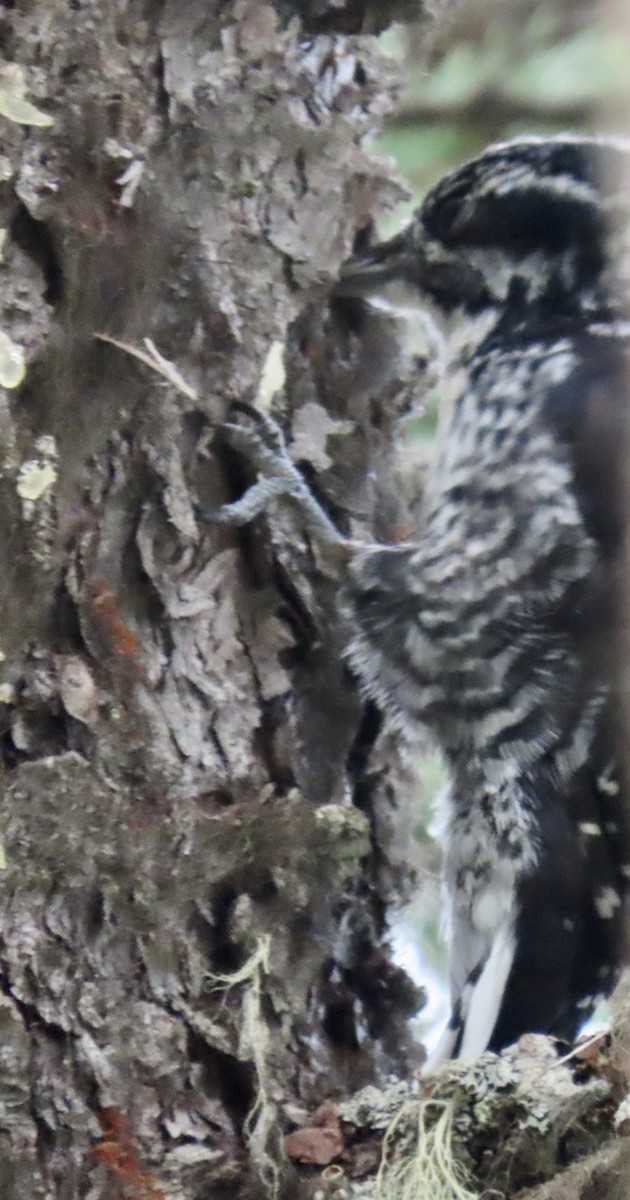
[0,1,447,1196]
[3,3,626,1198]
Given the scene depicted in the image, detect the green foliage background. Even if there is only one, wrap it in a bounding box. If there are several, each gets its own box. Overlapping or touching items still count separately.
[378,0,628,216]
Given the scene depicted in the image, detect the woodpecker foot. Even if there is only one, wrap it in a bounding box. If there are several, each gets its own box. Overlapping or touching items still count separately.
[205,402,349,558]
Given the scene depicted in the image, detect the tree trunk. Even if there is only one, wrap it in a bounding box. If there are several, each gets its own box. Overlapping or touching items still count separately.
[0,3,446,1196]
[3,4,630,1199]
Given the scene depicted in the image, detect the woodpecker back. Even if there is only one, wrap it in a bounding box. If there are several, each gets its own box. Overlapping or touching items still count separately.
[340,135,630,1061]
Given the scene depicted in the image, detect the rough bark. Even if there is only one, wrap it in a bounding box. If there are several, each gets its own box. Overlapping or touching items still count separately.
[0,2,448,1197]
[2,3,630,1199]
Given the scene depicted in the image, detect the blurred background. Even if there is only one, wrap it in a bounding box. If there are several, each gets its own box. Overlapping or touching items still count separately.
[378,0,628,219]
[378,0,630,1048]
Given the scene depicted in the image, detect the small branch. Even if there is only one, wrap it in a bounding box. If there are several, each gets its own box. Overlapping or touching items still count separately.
[94,333,199,401]
[388,92,592,130]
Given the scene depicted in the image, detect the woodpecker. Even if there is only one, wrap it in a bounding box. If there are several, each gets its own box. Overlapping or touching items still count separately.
[216,135,630,1064]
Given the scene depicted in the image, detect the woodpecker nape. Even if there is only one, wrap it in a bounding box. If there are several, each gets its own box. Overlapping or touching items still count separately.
[214,135,630,1065]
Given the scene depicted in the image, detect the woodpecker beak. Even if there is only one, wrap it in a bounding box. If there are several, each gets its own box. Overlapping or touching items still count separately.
[335,227,490,314]
[334,231,419,299]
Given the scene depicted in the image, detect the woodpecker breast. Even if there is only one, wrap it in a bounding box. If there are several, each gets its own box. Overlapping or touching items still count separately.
[338,135,630,1062]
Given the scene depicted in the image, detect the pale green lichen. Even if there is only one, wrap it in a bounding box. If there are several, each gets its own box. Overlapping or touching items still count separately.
[256,340,285,409]
[449,1053,517,1130]
[0,329,25,389]
[0,63,54,127]
[614,1092,630,1132]
[314,804,371,861]
[374,1100,477,1200]
[16,435,58,566]
[17,435,58,502]
[521,1102,553,1133]
[339,1080,416,1131]
[340,1084,476,1200]
[16,461,57,500]
[207,936,280,1197]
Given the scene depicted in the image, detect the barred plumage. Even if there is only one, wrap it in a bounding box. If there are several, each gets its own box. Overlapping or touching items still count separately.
[217,135,630,1063]
[340,134,630,1062]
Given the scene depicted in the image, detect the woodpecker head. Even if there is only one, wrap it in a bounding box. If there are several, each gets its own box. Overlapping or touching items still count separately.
[338,135,630,324]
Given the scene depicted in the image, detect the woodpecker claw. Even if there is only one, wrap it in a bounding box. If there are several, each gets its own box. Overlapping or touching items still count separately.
[208,404,347,553]
[225,400,288,456]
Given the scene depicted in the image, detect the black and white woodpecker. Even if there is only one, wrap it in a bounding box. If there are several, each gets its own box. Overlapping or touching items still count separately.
[216,135,630,1064]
